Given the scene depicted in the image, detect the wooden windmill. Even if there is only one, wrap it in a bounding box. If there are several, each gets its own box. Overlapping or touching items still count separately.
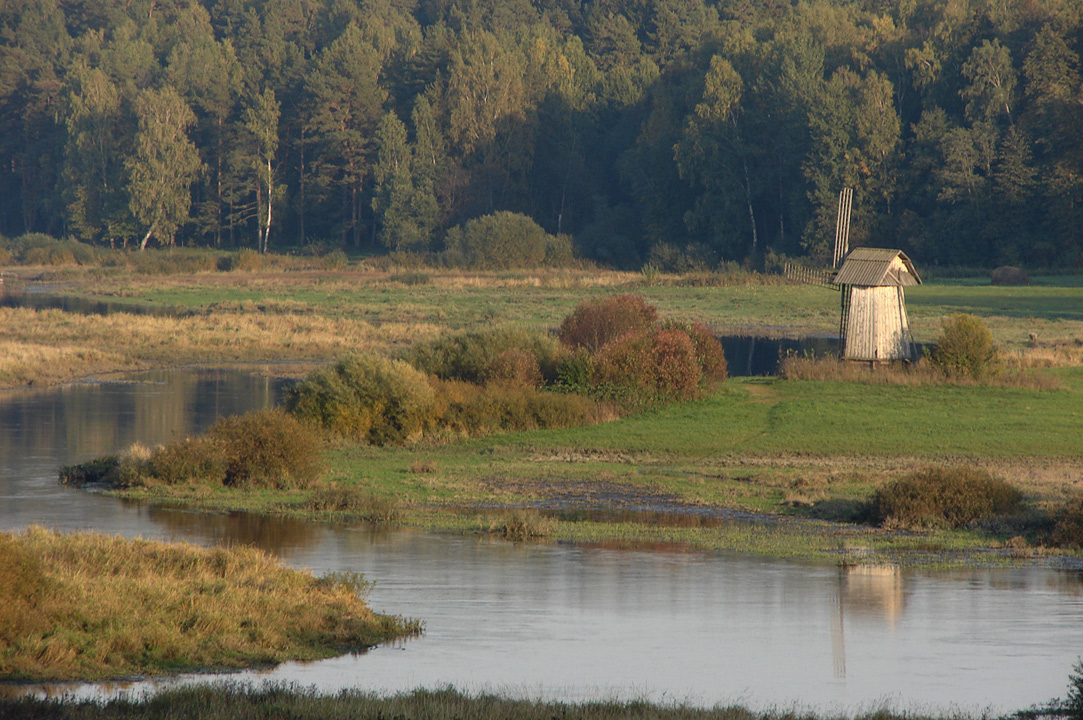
[786,189,921,362]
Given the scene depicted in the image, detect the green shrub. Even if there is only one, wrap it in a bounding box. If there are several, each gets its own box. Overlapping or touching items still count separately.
[206,408,324,489]
[408,327,562,385]
[871,467,1023,530]
[287,354,437,445]
[442,211,574,269]
[554,348,596,392]
[59,455,124,486]
[930,314,999,380]
[146,436,225,485]
[558,294,657,352]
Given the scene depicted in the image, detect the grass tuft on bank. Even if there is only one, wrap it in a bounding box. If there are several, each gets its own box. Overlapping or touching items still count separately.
[0,528,420,682]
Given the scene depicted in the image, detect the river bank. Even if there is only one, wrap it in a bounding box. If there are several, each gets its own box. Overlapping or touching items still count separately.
[1,683,1077,720]
[0,527,419,682]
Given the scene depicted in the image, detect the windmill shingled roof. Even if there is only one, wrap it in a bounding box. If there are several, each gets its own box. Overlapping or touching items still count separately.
[832,248,921,287]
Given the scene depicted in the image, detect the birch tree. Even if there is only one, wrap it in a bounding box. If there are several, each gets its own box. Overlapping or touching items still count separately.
[127,86,202,250]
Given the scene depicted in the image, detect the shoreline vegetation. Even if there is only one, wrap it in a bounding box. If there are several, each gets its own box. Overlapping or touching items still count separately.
[0,682,1081,720]
[4,263,1083,687]
[0,527,420,683]
[35,266,1083,569]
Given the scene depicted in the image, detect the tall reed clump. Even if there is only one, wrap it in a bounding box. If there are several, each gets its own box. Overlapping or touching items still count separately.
[870,467,1024,530]
[306,484,403,523]
[0,527,420,682]
[490,509,557,541]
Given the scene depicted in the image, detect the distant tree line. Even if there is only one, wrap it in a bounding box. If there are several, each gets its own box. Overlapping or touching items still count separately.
[2,0,1082,269]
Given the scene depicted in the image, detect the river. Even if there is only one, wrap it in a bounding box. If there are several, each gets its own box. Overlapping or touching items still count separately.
[1,368,1081,713]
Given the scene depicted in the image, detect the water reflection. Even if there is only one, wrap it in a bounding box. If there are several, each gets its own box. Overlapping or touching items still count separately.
[0,368,290,534]
[2,370,1083,712]
[133,504,324,555]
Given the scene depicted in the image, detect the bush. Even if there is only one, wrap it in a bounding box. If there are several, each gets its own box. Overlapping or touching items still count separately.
[1046,500,1083,549]
[662,320,728,381]
[408,327,563,385]
[6,234,100,266]
[442,211,574,269]
[483,348,542,387]
[558,294,657,352]
[206,408,324,489]
[593,328,703,404]
[146,436,225,485]
[434,379,610,436]
[554,348,596,392]
[871,467,1023,530]
[287,354,437,445]
[220,248,264,272]
[930,314,999,380]
[105,409,323,489]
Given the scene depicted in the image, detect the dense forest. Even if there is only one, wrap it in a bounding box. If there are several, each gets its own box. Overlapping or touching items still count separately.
[2,0,1082,269]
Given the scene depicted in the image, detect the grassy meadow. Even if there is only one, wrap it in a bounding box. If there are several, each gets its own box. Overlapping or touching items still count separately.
[5,264,1083,565]
[2,264,1082,387]
[0,527,419,682]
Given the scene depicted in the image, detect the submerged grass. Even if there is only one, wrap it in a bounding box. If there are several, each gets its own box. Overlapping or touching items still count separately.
[0,527,419,682]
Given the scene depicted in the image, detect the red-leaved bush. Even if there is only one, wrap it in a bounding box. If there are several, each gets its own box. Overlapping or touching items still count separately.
[594,328,702,402]
[558,294,657,352]
[663,320,728,381]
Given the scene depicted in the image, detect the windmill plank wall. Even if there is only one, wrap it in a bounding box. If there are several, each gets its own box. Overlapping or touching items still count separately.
[843,286,914,361]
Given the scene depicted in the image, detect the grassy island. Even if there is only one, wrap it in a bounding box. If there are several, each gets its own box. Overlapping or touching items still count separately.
[0,527,419,682]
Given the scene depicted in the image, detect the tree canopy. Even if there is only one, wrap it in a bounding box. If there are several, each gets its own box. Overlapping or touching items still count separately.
[2,0,1083,268]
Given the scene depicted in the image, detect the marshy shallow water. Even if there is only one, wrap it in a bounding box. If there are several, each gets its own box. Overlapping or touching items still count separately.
[2,368,1082,713]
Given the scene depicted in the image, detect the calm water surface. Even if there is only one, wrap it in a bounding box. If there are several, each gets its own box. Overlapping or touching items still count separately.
[1,369,1081,713]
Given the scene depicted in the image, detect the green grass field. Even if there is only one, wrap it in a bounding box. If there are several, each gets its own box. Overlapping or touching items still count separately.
[10,265,1083,564]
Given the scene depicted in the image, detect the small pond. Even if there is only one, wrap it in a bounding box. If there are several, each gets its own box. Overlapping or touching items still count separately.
[0,370,1079,712]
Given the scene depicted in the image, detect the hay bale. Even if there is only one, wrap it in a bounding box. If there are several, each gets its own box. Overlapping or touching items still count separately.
[990,266,1031,286]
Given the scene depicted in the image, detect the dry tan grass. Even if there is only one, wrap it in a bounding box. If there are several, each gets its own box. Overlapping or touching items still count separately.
[0,306,441,388]
[0,527,417,682]
[779,353,1064,390]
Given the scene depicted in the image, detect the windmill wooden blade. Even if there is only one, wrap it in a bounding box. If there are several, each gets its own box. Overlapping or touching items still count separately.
[833,187,852,269]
